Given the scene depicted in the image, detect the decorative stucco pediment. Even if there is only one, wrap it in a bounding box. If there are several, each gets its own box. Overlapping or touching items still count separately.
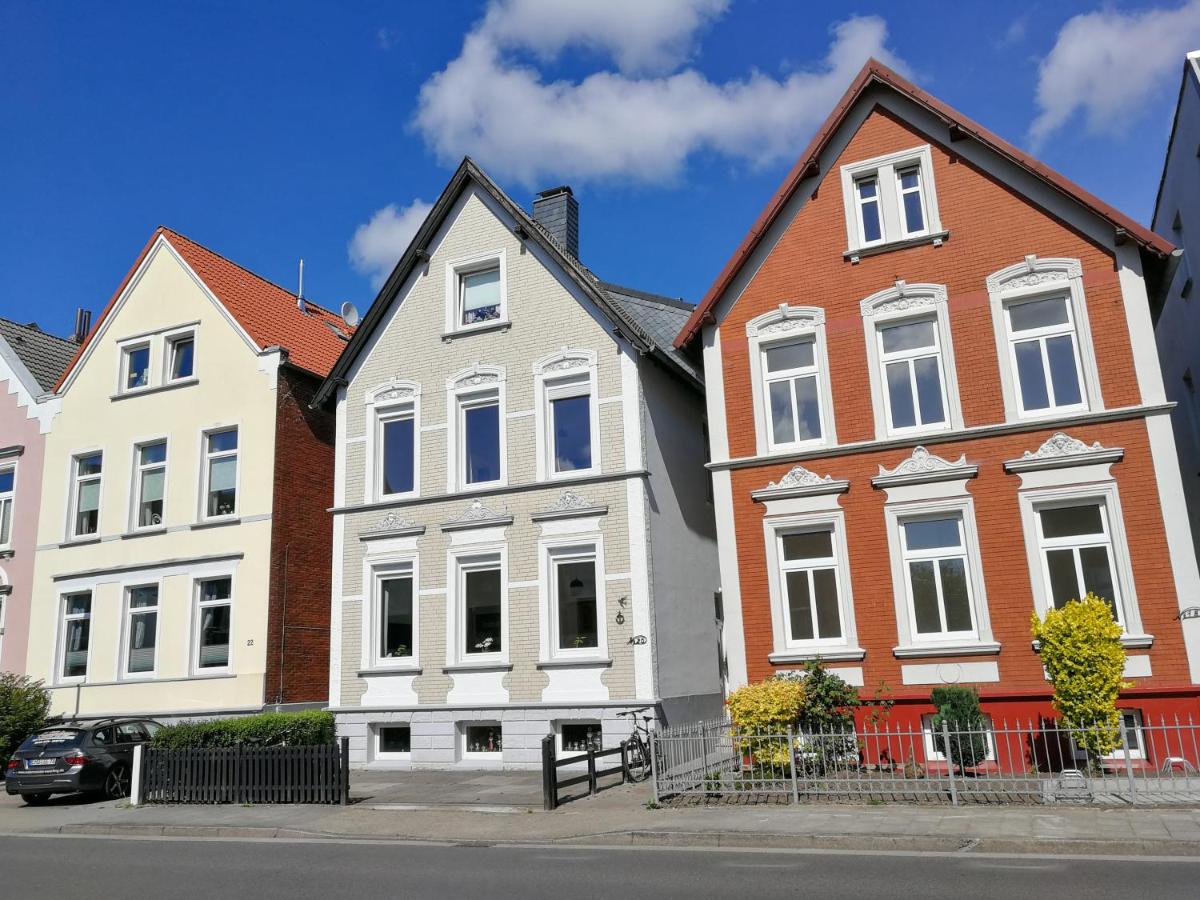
[366,378,419,405]
[440,497,513,531]
[745,304,824,338]
[359,510,425,541]
[1003,431,1124,473]
[859,281,947,318]
[530,489,610,521]
[751,464,849,501]
[986,255,1082,294]
[872,446,978,488]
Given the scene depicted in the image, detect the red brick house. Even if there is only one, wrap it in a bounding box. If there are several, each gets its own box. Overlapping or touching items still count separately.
[676,61,1200,745]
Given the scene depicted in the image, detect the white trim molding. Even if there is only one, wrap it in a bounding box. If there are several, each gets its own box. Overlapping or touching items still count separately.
[860,281,963,439]
[363,378,421,504]
[443,248,509,337]
[839,144,944,258]
[532,348,602,482]
[445,364,508,493]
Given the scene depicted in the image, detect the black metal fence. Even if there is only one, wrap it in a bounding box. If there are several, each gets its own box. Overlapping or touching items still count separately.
[541,734,628,810]
[136,738,350,805]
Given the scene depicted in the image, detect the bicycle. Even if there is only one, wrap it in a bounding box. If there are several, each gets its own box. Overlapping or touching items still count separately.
[616,706,655,782]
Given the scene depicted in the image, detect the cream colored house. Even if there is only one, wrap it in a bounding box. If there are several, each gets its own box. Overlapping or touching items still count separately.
[27,227,345,721]
[315,160,723,768]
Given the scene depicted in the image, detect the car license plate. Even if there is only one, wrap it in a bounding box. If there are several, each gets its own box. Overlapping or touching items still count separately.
[28,759,57,767]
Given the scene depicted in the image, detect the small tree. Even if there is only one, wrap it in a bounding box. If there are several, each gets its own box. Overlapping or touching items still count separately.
[1031,593,1128,762]
[726,677,805,768]
[0,673,51,766]
[784,661,860,773]
[930,685,989,769]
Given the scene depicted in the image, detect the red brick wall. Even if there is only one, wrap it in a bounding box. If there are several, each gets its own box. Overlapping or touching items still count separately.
[263,365,335,705]
[717,107,1195,701]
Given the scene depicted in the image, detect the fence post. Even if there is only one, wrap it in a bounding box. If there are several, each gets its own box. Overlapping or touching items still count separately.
[1119,716,1138,802]
[620,741,629,786]
[339,737,350,806]
[130,743,143,806]
[649,728,660,805]
[541,734,557,811]
[942,720,959,807]
[787,725,799,805]
[587,746,598,798]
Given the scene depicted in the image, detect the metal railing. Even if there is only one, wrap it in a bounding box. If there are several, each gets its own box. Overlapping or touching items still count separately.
[651,715,1200,806]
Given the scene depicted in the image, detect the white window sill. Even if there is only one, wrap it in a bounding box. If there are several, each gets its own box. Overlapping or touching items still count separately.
[766,439,831,456]
[442,320,511,341]
[768,647,866,664]
[443,659,512,673]
[191,516,240,530]
[188,669,234,679]
[359,665,422,676]
[62,535,102,547]
[537,657,613,669]
[1012,404,1092,424]
[110,377,199,401]
[121,527,167,540]
[1030,634,1152,651]
[844,230,949,263]
[892,641,1001,659]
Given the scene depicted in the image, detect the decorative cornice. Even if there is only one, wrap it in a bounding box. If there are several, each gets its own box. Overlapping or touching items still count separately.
[860,281,947,318]
[530,490,609,521]
[986,256,1082,294]
[1003,431,1124,473]
[360,511,426,541]
[533,348,596,375]
[745,303,824,338]
[751,464,850,501]
[440,498,514,531]
[366,378,419,405]
[455,372,499,388]
[872,446,978,488]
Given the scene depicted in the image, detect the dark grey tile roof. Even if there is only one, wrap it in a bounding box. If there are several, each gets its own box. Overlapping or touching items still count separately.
[598,281,700,382]
[0,318,80,393]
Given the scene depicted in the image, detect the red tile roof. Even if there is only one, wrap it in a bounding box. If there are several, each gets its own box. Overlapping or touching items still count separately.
[55,227,351,391]
[676,59,1176,349]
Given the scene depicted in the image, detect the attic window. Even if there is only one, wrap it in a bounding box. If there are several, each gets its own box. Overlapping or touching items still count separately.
[840,145,944,258]
[123,344,150,391]
[444,251,508,336]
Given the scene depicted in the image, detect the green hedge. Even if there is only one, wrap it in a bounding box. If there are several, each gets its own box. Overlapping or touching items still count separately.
[150,710,335,749]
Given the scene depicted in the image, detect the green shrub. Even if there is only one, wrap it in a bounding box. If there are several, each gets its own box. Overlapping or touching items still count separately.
[787,662,860,773]
[929,686,989,769]
[0,674,51,767]
[151,710,335,749]
[726,677,805,768]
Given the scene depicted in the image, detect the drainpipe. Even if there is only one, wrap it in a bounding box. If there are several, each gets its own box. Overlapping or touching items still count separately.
[277,541,291,709]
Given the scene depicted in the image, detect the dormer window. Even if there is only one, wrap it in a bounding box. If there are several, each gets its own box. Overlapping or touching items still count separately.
[841,145,943,257]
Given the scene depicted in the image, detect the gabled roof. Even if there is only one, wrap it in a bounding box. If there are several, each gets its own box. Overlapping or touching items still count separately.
[55,227,350,391]
[1152,50,1200,232]
[676,58,1177,349]
[314,157,700,407]
[0,318,79,394]
[599,282,699,382]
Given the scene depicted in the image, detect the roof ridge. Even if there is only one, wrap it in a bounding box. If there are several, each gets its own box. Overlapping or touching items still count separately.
[598,280,693,310]
[0,317,79,346]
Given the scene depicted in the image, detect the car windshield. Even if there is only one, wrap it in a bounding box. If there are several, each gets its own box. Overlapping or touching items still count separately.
[20,729,84,751]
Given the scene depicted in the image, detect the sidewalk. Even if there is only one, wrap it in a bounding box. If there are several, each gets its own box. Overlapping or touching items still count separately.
[4,776,1200,857]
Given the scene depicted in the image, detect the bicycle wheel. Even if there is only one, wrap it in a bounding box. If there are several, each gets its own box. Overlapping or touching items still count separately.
[624,734,651,782]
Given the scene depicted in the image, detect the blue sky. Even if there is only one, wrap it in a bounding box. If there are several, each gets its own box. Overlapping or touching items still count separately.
[1,0,1197,337]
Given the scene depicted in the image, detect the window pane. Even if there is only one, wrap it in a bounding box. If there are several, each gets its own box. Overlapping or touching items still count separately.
[1045,548,1080,608]
[127,611,157,673]
[464,568,502,653]
[465,724,502,753]
[556,560,598,650]
[66,594,91,616]
[1040,504,1104,539]
[1045,334,1082,406]
[126,346,149,389]
[207,458,237,516]
[899,172,925,233]
[768,380,795,444]
[461,268,501,322]
[812,568,842,639]
[1014,340,1050,410]
[77,454,102,476]
[77,480,100,513]
[909,561,941,634]
[1080,546,1118,618]
[208,430,238,453]
[200,578,231,603]
[130,585,158,609]
[781,530,832,561]
[886,361,916,429]
[1009,297,1069,332]
[861,200,882,243]
[380,727,410,754]
[551,395,592,472]
[382,417,415,495]
[464,403,500,484]
[141,469,165,506]
[939,558,972,632]
[764,340,813,373]
[140,442,167,466]
[63,618,89,677]
[913,356,946,425]
[785,571,814,641]
[0,498,10,546]
[904,518,961,551]
[880,320,936,354]
[380,577,413,658]
[561,723,601,753]
[857,178,878,199]
[0,470,14,494]
[793,375,822,441]
[171,339,194,379]
[198,604,230,668]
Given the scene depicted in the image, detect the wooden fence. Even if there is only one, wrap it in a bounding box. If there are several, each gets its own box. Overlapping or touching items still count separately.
[541,734,628,810]
[135,738,350,805]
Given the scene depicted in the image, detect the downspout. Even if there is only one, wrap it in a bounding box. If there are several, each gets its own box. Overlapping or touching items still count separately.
[277,541,291,708]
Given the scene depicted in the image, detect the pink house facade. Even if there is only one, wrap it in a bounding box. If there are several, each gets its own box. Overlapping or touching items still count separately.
[0,318,80,675]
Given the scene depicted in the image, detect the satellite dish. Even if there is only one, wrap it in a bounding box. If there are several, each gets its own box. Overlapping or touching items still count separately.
[340,301,361,328]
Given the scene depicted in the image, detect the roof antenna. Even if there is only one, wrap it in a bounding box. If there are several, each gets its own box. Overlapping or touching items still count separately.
[297,259,307,314]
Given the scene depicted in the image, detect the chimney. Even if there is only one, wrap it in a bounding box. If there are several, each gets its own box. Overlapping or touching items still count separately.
[73,308,92,344]
[532,186,579,258]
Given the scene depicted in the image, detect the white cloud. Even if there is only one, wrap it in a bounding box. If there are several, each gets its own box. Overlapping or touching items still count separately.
[1030,1,1200,146]
[348,200,433,289]
[414,3,908,187]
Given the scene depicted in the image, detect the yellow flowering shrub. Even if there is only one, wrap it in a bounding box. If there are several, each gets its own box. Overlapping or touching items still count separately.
[726,678,806,768]
[1031,593,1130,759]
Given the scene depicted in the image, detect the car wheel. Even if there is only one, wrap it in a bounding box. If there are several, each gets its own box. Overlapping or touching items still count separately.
[23,793,52,806]
[103,764,130,800]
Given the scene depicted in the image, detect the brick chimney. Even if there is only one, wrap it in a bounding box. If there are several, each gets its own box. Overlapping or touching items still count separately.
[532,186,579,258]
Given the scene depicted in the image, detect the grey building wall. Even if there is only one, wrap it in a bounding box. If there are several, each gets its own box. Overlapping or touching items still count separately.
[639,356,723,725]
[1154,53,1200,555]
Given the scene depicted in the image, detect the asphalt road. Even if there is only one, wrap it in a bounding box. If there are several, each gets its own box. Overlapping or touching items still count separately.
[1,835,1197,898]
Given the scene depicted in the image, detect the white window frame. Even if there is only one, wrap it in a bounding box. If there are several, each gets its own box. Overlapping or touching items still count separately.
[895,164,929,237]
[191,574,234,675]
[896,512,979,643]
[921,713,996,762]
[119,340,153,394]
[986,257,1102,422]
[56,590,92,684]
[0,462,16,551]
[460,721,504,760]
[446,547,508,667]
[840,145,943,254]
[861,283,963,439]
[68,450,104,540]
[444,250,508,336]
[130,438,168,532]
[745,306,836,456]
[556,721,603,759]
[539,539,608,662]
[199,426,239,522]
[367,558,419,670]
[532,350,601,482]
[1102,710,1146,760]
[119,581,161,680]
[446,367,507,492]
[373,724,412,761]
[365,380,421,502]
[164,328,197,384]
